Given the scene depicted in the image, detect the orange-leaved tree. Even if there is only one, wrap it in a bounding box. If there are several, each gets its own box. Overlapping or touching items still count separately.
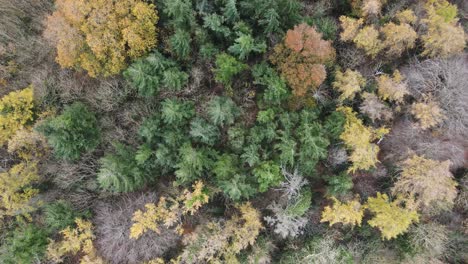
[45,0,159,77]
[271,23,335,97]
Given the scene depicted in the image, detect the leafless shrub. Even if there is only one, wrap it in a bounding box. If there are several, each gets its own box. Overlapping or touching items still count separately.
[402,56,468,137]
[43,153,99,190]
[94,192,180,264]
[327,146,348,167]
[381,119,465,170]
[409,223,449,257]
[264,202,308,239]
[0,0,53,91]
[359,92,393,122]
[265,168,310,238]
[337,44,367,70]
[278,167,308,201]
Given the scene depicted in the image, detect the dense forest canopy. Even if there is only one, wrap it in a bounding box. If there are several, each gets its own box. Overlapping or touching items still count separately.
[0,0,467,263]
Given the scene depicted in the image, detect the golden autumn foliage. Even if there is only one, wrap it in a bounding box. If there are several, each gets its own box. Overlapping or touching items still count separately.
[182,181,210,215]
[47,218,104,264]
[411,99,445,130]
[421,0,466,58]
[180,202,263,263]
[393,155,457,212]
[332,69,366,101]
[376,70,409,103]
[366,193,419,240]
[353,26,383,58]
[0,161,40,221]
[45,0,158,77]
[0,86,34,146]
[395,9,417,24]
[7,129,49,160]
[361,0,384,17]
[339,16,364,42]
[321,196,364,227]
[271,23,335,96]
[130,181,210,239]
[338,106,389,173]
[381,22,417,57]
[130,197,179,239]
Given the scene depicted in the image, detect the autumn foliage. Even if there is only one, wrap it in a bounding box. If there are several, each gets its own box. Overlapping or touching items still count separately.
[271,23,335,96]
[45,0,159,77]
[393,155,457,212]
[338,106,389,172]
[0,86,34,146]
[366,193,419,240]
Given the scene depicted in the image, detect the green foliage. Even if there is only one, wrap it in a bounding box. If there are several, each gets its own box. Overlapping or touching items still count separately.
[0,224,49,264]
[161,98,195,126]
[212,154,257,200]
[206,96,240,126]
[97,144,147,193]
[228,32,267,60]
[213,53,248,87]
[223,0,240,23]
[241,144,261,167]
[175,143,214,184]
[124,52,189,96]
[309,16,338,41]
[260,8,281,34]
[228,125,246,153]
[190,117,220,146]
[286,189,312,217]
[279,236,353,264]
[162,0,196,29]
[253,161,283,192]
[218,174,257,201]
[170,29,192,59]
[37,102,99,161]
[256,108,276,124]
[239,0,302,35]
[297,120,330,175]
[44,200,83,232]
[324,111,346,142]
[213,154,240,180]
[326,172,354,197]
[252,63,289,105]
[203,13,232,38]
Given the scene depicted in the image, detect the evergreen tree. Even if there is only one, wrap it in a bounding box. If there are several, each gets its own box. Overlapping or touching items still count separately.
[170,29,192,59]
[161,98,195,126]
[206,96,241,126]
[37,103,100,161]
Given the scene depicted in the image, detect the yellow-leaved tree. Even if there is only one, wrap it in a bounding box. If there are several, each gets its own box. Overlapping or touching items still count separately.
[45,0,159,77]
[180,202,263,263]
[47,218,104,263]
[338,106,389,172]
[0,161,40,221]
[393,155,457,213]
[421,0,466,58]
[0,86,34,146]
[130,197,179,239]
[352,26,383,58]
[339,16,364,42]
[321,196,364,227]
[130,181,210,239]
[411,99,444,130]
[333,69,366,101]
[366,193,419,240]
[381,22,417,57]
[376,70,409,103]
